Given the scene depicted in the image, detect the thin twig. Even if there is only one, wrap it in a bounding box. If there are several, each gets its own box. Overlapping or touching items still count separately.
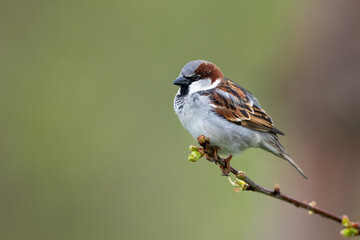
[195,135,360,236]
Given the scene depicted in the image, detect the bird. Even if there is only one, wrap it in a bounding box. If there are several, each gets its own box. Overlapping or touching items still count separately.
[173,60,307,179]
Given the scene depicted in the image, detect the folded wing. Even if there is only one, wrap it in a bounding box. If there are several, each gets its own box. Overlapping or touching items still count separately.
[205,77,284,135]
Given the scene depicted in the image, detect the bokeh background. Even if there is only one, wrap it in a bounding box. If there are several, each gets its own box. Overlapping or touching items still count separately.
[1,0,359,239]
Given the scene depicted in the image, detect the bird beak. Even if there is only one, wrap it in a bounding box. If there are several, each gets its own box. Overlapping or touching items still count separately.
[173,76,190,86]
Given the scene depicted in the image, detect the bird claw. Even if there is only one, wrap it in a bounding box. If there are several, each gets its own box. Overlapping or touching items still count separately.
[219,155,232,176]
[196,136,232,176]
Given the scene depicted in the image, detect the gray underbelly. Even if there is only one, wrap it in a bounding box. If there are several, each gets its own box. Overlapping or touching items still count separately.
[186,113,262,155]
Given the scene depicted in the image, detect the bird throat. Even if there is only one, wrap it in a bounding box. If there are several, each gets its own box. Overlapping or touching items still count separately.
[179,85,189,97]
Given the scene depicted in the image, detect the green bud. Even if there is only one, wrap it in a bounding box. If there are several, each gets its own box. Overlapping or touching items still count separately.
[188,145,204,162]
[197,135,207,145]
[228,176,247,192]
[343,215,351,227]
[340,228,359,237]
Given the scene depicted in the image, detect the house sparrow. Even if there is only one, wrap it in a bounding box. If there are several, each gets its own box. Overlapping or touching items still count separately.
[173,60,307,179]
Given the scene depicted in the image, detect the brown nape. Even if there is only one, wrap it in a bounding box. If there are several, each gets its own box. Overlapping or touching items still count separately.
[195,62,224,83]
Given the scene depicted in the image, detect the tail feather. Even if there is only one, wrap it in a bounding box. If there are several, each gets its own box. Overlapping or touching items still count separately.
[282,153,308,180]
[260,134,308,179]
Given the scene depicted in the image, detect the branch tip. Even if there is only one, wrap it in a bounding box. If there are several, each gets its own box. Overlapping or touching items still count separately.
[189,135,360,237]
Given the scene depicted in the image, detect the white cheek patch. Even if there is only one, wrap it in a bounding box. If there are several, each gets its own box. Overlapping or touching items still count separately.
[188,78,221,94]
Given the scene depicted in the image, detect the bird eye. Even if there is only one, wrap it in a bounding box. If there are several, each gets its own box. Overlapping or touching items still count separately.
[192,74,200,81]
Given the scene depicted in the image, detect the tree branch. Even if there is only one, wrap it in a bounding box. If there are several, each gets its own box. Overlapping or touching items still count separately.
[191,135,360,237]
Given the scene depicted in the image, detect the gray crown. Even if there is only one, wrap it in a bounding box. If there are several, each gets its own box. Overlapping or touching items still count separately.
[180,60,210,76]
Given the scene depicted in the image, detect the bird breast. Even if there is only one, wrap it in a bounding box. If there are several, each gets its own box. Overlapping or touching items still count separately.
[174,92,262,155]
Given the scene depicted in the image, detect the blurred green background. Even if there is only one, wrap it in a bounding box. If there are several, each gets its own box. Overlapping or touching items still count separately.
[1,0,359,239]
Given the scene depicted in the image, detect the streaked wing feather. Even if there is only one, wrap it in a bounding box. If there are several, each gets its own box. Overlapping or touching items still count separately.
[206,78,284,135]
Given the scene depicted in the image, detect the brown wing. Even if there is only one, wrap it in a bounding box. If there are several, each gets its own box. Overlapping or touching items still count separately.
[206,78,284,135]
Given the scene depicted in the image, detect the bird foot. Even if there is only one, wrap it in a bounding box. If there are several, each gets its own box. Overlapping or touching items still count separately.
[219,155,232,176]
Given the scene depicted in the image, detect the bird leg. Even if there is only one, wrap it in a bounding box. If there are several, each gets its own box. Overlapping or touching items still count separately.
[204,144,218,163]
[219,155,232,176]
[196,135,232,175]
